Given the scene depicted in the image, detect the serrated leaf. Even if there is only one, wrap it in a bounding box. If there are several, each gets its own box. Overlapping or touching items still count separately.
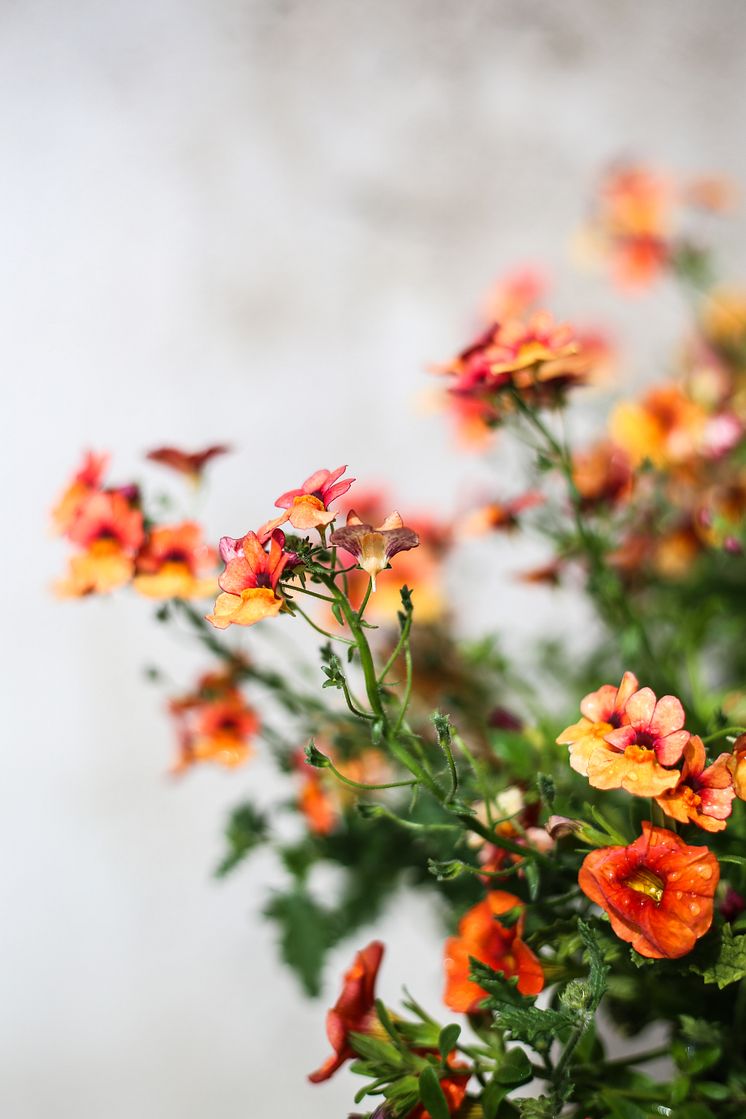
[214,802,268,878]
[264,889,330,996]
[418,1065,450,1119]
[495,1003,574,1048]
[692,925,746,989]
[578,918,609,1010]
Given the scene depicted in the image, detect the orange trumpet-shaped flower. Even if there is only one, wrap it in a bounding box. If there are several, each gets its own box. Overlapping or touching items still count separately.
[133,522,217,599]
[206,529,293,629]
[579,822,719,959]
[308,941,385,1083]
[55,490,145,597]
[655,735,735,832]
[264,465,355,533]
[443,892,544,1013]
[330,510,419,589]
[146,444,231,481]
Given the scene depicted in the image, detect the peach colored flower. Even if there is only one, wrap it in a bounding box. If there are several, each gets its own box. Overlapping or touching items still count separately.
[579,822,719,959]
[169,670,259,774]
[52,451,109,535]
[55,490,144,597]
[206,528,293,629]
[655,735,735,832]
[443,892,544,1013]
[572,440,633,510]
[308,941,384,1083]
[133,522,217,599]
[330,510,419,589]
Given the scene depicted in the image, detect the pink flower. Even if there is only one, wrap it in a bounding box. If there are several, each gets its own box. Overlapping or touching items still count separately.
[264,466,355,533]
[604,687,690,767]
[206,528,294,629]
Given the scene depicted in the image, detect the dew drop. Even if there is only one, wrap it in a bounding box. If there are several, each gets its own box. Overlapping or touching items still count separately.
[626,771,638,783]
[669,872,680,882]
[675,891,683,900]
[689,902,701,916]
[698,865,713,880]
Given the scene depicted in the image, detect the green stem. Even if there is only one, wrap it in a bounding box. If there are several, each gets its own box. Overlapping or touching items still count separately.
[378,611,413,685]
[318,573,387,724]
[288,601,355,645]
[702,726,746,745]
[357,577,374,621]
[323,758,417,792]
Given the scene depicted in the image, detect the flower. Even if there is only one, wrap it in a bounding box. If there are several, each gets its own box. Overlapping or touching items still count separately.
[558,676,689,797]
[169,670,259,773]
[439,310,593,423]
[206,528,293,629]
[308,941,385,1083]
[443,892,544,1013]
[409,1065,470,1119]
[264,466,355,533]
[55,490,144,597]
[571,440,633,510]
[296,747,391,835]
[589,164,673,289]
[146,444,231,481]
[655,736,735,832]
[133,522,217,599]
[578,822,719,958]
[728,733,746,800]
[459,491,544,535]
[52,450,109,535]
[330,510,419,589]
[610,384,740,472]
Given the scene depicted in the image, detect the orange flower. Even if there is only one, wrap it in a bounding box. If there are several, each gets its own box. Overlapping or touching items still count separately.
[729,733,746,800]
[459,492,544,535]
[558,677,688,797]
[439,310,593,424]
[296,747,391,835]
[443,892,544,1013]
[655,735,735,832]
[330,510,419,590]
[589,164,673,289]
[262,465,355,533]
[133,522,217,599]
[206,529,293,629]
[409,1064,470,1119]
[52,450,109,535]
[146,444,230,481]
[481,266,548,322]
[308,941,385,1083]
[55,490,144,597]
[169,670,258,774]
[579,822,719,959]
[572,440,633,510]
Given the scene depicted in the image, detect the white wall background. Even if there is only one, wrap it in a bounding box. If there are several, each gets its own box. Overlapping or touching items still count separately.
[4,1,746,1115]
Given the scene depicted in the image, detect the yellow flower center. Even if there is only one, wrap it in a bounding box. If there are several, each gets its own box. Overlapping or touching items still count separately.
[292,494,325,511]
[625,866,664,904]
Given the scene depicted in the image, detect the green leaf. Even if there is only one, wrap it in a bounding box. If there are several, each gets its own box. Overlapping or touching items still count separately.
[438,1023,461,1060]
[578,918,609,1010]
[692,925,746,989]
[264,889,330,996]
[480,1079,505,1119]
[348,1030,402,1067]
[600,1093,648,1119]
[214,802,268,878]
[494,1046,532,1085]
[494,1004,575,1049]
[418,1065,451,1119]
[536,772,555,808]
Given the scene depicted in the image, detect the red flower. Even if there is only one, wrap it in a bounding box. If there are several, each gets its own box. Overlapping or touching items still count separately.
[308,941,384,1083]
[443,892,544,1013]
[655,735,735,832]
[579,822,719,958]
[264,465,355,533]
[146,444,231,481]
[206,528,293,629]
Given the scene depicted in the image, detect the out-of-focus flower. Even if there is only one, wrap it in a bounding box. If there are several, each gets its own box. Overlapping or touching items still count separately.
[587,164,673,289]
[481,266,548,322]
[52,451,110,535]
[683,175,738,213]
[308,941,385,1083]
[517,560,563,587]
[443,892,544,1012]
[296,747,391,835]
[572,440,633,510]
[146,444,231,482]
[169,669,259,773]
[655,735,735,832]
[578,822,719,958]
[459,491,544,535]
[700,287,746,354]
[133,522,217,599]
[55,490,145,597]
[729,733,746,800]
[264,466,355,533]
[720,886,746,924]
[557,675,686,797]
[610,383,741,471]
[330,511,419,589]
[206,529,292,629]
[439,311,593,424]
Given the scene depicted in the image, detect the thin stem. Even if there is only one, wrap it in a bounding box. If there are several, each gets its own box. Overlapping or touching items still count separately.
[392,643,414,737]
[323,758,417,792]
[280,581,336,604]
[702,726,746,745]
[378,611,413,685]
[357,577,374,621]
[288,601,355,645]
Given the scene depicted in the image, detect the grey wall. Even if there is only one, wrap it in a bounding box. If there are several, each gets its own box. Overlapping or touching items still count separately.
[4,1,746,1115]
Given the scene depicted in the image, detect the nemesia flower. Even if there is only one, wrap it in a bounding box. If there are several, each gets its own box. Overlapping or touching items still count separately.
[589,164,673,289]
[55,490,145,597]
[517,560,563,586]
[146,444,231,481]
[443,892,544,1012]
[264,466,355,533]
[169,669,259,773]
[572,440,633,510]
[330,511,419,590]
[557,674,685,797]
[459,491,544,535]
[578,822,719,959]
[133,522,217,599]
[52,450,109,535]
[481,266,548,322]
[729,733,746,800]
[610,383,740,471]
[308,941,385,1083]
[655,735,735,832]
[206,528,293,629]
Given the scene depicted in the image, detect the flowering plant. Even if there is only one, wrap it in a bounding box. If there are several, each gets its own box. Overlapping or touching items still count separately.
[53,164,746,1118]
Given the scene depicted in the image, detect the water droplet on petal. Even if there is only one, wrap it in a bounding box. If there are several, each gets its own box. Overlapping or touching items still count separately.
[675,891,683,900]
[669,871,680,881]
[689,902,701,916]
[698,865,713,880]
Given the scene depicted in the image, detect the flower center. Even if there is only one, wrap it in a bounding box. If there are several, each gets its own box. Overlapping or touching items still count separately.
[624,866,664,903]
[293,494,326,511]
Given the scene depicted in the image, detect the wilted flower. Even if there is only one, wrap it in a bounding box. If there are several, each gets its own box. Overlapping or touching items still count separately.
[330,511,419,589]
[206,528,293,629]
[655,735,735,832]
[169,669,259,773]
[265,465,355,533]
[578,822,719,959]
[55,490,144,597]
[308,941,385,1083]
[146,444,231,481]
[133,522,217,599]
[443,892,544,1012]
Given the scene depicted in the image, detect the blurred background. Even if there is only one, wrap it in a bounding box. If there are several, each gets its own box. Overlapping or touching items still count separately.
[4,0,746,1115]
